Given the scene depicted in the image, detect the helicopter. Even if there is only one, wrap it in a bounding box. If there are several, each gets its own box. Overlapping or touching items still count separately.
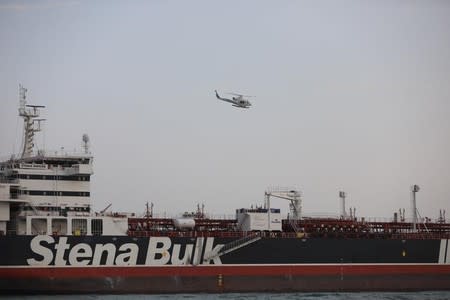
[214,90,253,108]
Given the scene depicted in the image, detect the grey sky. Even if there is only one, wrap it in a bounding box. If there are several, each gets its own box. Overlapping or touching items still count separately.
[1,0,449,220]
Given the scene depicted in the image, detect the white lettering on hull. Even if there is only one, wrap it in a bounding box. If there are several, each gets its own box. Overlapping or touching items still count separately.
[203,236,224,265]
[92,244,116,266]
[192,237,204,265]
[438,239,450,264]
[27,235,54,266]
[171,243,194,265]
[446,240,450,264]
[27,236,223,266]
[145,237,171,265]
[68,243,92,266]
[116,243,139,266]
[438,239,447,264]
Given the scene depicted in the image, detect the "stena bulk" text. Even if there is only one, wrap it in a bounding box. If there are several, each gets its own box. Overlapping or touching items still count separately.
[27,236,224,266]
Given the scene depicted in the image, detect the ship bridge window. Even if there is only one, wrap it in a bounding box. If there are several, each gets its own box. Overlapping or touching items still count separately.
[31,218,47,235]
[91,219,103,236]
[72,218,87,236]
[52,218,67,235]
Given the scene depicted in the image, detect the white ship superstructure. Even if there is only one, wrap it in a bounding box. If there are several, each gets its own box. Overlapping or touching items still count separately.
[0,86,126,236]
[2,153,94,216]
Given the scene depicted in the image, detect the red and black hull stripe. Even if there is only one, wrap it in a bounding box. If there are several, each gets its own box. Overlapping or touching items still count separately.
[0,236,449,293]
[1,264,450,293]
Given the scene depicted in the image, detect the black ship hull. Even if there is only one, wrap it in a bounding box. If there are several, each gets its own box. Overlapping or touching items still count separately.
[1,235,449,293]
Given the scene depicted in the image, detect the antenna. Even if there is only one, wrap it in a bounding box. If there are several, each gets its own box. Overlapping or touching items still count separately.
[19,84,27,114]
[82,134,90,154]
[348,207,356,220]
[144,202,154,218]
[339,191,347,219]
[411,185,420,231]
[439,209,446,223]
[18,85,45,158]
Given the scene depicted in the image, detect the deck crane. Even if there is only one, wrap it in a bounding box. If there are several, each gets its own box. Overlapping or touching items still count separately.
[265,188,302,232]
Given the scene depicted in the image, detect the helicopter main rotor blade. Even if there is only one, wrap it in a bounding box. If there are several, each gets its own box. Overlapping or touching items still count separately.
[226,92,255,97]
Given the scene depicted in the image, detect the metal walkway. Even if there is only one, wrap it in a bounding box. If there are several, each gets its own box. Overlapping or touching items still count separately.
[201,234,261,264]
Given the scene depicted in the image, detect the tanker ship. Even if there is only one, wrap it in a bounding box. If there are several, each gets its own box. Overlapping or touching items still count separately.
[0,86,449,294]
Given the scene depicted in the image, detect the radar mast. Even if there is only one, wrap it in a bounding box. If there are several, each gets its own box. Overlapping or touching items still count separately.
[18,84,45,158]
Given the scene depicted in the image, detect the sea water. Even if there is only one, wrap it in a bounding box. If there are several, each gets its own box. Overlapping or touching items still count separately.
[4,292,450,300]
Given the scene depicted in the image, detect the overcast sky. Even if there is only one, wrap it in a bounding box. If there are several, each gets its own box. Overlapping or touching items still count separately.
[1,0,449,220]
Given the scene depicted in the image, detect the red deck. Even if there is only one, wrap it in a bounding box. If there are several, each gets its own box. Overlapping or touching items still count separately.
[127,216,450,239]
